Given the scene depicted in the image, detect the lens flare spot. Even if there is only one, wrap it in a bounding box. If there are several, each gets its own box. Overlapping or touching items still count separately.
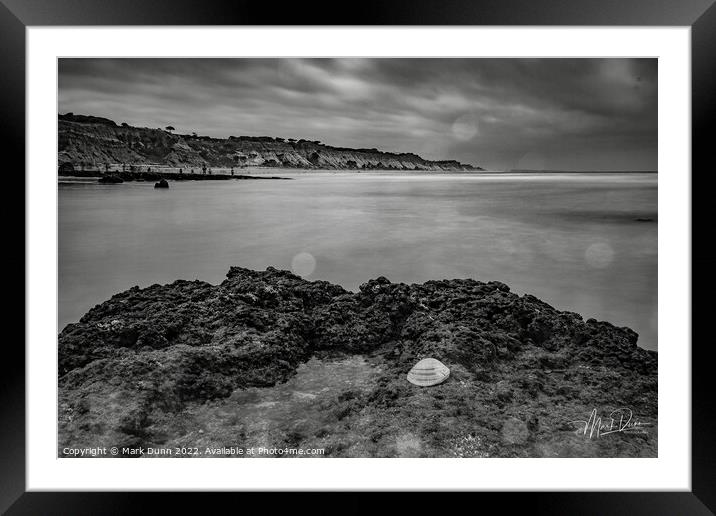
[585,242,615,269]
[291,252,317,277]
[451,114,479,141]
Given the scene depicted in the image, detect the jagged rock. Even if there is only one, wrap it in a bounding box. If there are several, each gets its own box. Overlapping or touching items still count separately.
[58,267,657,457]
[495,380,514,403]
[58,162,75,174]
[97,174,123,184]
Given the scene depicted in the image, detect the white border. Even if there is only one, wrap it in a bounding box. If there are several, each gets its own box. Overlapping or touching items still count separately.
[27,27,690,491]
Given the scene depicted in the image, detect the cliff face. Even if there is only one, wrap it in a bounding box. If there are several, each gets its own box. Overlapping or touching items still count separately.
[59,267,657,458]
[58,114,481,171]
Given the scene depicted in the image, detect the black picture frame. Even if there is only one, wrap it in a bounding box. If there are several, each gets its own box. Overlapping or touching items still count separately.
[6,0,714,513]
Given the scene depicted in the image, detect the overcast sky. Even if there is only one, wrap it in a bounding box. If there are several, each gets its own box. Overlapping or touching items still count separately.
[59,58,657,171]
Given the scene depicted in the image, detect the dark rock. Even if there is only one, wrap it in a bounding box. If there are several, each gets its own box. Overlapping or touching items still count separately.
[58,162,75,174]
[154,178,169,188]
[58,267,657,457]
[495,380,514,403]
[98,174,123,184]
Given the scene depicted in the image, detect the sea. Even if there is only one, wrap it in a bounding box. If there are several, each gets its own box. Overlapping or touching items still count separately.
[58,170,657,350]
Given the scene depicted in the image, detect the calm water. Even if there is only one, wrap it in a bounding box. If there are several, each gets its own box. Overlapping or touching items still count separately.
[59,171,657,350]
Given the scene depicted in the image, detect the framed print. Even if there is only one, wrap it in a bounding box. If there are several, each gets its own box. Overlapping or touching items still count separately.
[7,0,714,512]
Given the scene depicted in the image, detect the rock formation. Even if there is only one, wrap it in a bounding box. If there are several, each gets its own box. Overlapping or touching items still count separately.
[58,267,656,458]
[58,113,482,172]
[97,175,123,184]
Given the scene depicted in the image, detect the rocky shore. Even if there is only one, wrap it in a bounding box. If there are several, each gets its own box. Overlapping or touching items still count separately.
[58,267,657,458]
[65,170,290,183]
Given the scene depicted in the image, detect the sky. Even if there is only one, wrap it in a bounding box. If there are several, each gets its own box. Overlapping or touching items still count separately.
[58,58,657,171]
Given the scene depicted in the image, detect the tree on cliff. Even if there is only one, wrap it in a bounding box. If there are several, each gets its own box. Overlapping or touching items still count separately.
[165,126,175,132]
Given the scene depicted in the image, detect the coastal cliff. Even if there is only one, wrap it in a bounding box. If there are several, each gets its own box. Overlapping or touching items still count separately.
[59,267,657,458]
[58,113,481,172]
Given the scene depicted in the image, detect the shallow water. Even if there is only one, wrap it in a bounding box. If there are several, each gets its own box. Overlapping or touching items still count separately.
[59,171,657,350]
[186,356,382,454]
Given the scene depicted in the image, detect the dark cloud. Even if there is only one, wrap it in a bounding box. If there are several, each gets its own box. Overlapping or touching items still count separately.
[58,58,657,171]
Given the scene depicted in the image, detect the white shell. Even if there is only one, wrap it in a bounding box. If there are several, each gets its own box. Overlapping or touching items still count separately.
[407,358,450,387]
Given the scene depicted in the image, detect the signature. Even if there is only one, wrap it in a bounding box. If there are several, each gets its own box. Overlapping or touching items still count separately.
[570,408,650,438]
